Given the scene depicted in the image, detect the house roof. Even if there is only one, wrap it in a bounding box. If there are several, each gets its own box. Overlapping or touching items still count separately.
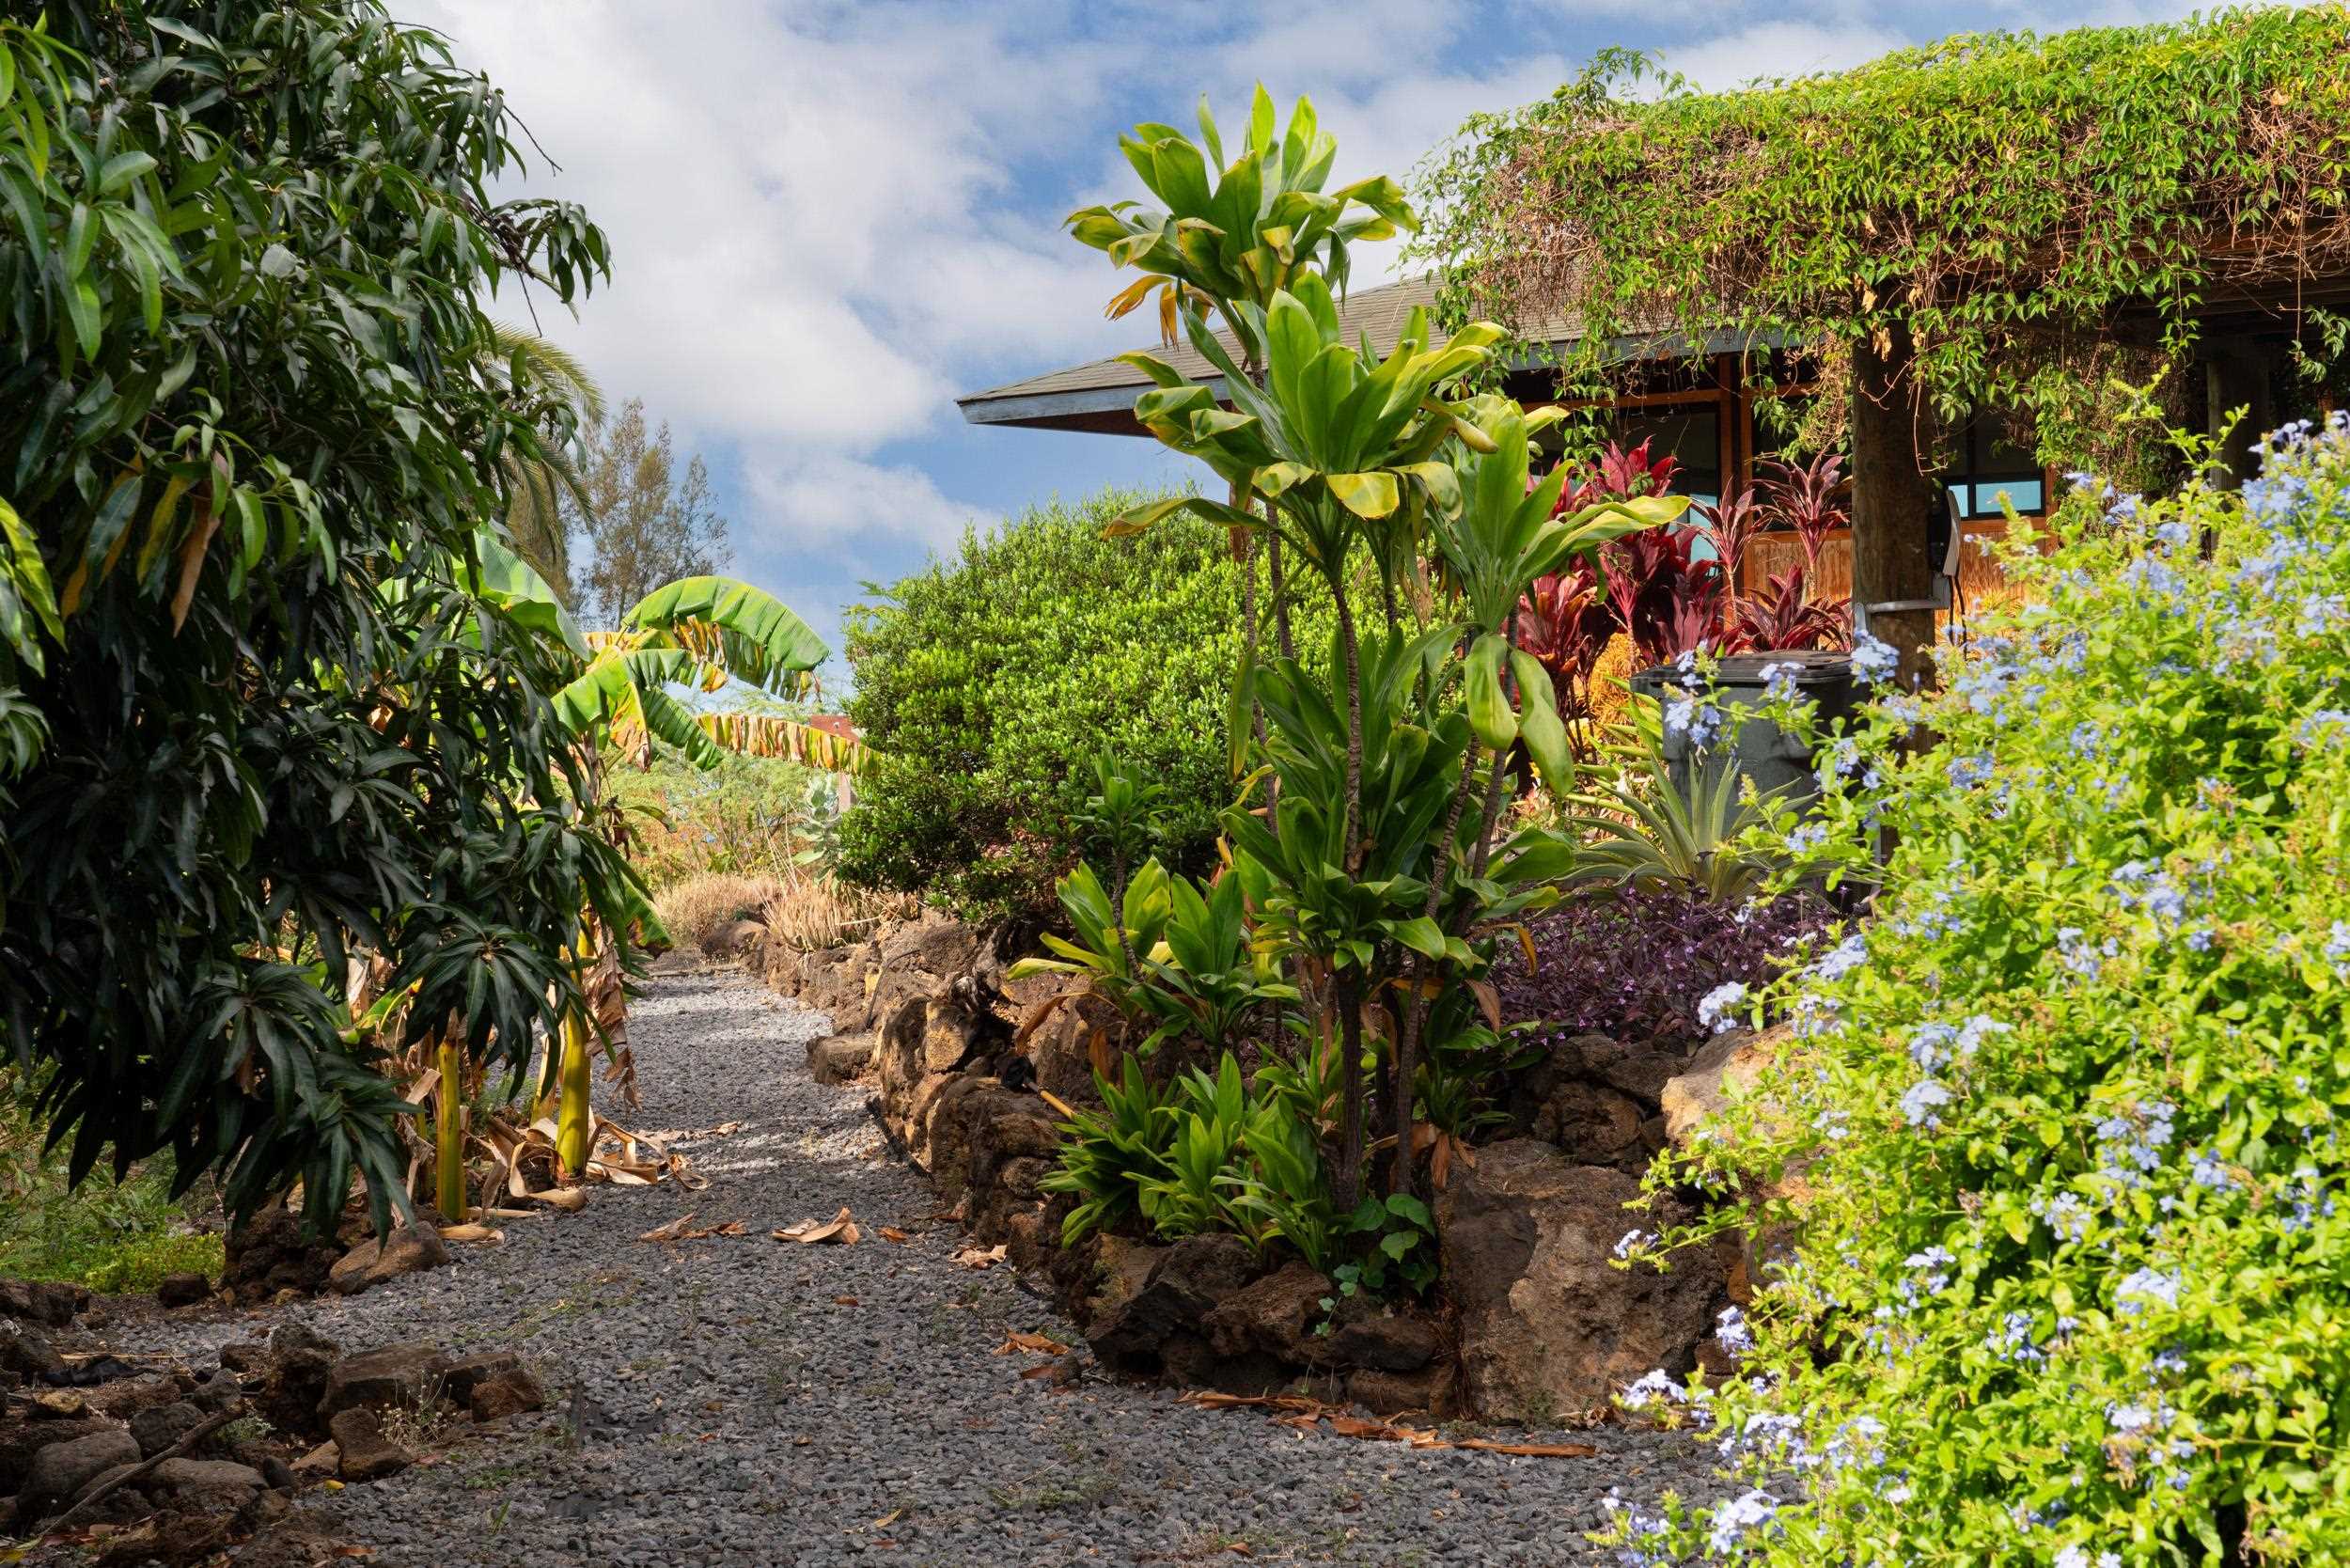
[954,274,1752,435]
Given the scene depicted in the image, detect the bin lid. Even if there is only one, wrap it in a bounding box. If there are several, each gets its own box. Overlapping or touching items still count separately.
[1628,649,1854,695]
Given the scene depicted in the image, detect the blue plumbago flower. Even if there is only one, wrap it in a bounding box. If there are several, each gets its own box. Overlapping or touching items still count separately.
[2054,1547,2123,1568]
[1601,1488,1673,1566]
[1696,980,1748,1034]
[2115,1266,2182,1314]
[1812,933,1868,982]
[1664,692,1725,748]
[2068,720,2105,757]
[1908,1022,1960,1074]
[1818,1416,1888,1475]
[2121,556,2185,597]
[1814,735,1861,791]
[2057,926,2118,981]
[2154,518,2191,549]
[1903,1245,1957,1295]
[1851,633,1900,684]
[2094,1102,2176,1188]
[1613,1228,1656,1261]
[2032,1191,2092,1244]
[1708,1489,1781,1555]
[2299,709,2350,745]
[2284,1169,2337,1232]
[1619,1368,1687,1410]
[2151,1346,2189,1376]
[2297,591,2346,635]
[2188,1148,2238,1192]
[2110,859,2189,924]
[1786,822,1828,855]
[1983,1310,2048,1367]
[1900,1077,1953,1128]
[1716,1306,1754,1356]
[1945,751,1997,790]
[2327,920,2350,977]
[1758,661,1798,702]
[1673,648,1700,688]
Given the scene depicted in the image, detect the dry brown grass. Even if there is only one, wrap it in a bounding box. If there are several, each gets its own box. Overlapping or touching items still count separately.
[654,873,783,955]
[761,875,918,954]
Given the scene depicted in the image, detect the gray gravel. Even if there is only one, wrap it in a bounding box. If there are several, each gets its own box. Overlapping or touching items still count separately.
[117,968,1723,1566]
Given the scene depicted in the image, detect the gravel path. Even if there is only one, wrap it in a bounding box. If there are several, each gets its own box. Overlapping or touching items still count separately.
[118,969,1721,1566]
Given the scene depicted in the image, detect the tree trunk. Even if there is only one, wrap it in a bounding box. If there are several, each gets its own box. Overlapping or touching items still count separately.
[1849,325,1939,691]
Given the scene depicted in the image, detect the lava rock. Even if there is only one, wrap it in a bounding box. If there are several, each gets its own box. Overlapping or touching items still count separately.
[1436,1138,1722,1422]
[317,1341,453,1418]
[1,1326,67,1385]
[437,1350,522,1407]
[155,1272,212,1309]
[1347,1364,1458,1419]
[130,1400,209,1458]
[1082,1234,1261,1378]
[466,1365,546,1422]
[1200,1260,1333,1366]
[1660,1023,1788,1148]
[0,1414,110,1494]
[807,1031,874,1084]
[328,1408,413,1482]
[326,1224,449,1296]
[222,1207,349,1300]
[18,1426,140,1518]
[217,1341,271,1374]
[0,1278,86,1327]
[1327,1308,1445,1372]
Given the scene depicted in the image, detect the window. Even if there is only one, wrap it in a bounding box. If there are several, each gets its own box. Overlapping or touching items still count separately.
[1943,410,2044,519]
[1614,406,1722,504]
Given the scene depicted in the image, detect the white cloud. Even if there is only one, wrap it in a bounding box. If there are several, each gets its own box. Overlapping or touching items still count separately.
[403,0,2201,603]
[743,454,995,561]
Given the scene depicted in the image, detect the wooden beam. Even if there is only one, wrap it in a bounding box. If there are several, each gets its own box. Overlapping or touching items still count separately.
[1850,326,1940,689]
[2201,344,2272,489]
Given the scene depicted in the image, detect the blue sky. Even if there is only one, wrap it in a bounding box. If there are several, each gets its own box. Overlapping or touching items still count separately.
[411,0,2201,686]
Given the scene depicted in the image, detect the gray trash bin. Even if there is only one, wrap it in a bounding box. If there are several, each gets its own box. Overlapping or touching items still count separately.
[1627,650,1862,807]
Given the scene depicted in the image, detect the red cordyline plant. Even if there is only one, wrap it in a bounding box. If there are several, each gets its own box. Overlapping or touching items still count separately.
[1516,440,1854,758]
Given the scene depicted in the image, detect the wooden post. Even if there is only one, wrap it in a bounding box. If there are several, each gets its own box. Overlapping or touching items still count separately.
[2202,344,2271,489]
[1849,325,1939,689]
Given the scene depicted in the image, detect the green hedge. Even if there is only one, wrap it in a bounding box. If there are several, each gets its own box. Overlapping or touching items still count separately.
[838,488,1258,920]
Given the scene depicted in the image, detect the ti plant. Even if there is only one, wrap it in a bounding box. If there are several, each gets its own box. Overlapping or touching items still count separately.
[1088,274,1682,1215]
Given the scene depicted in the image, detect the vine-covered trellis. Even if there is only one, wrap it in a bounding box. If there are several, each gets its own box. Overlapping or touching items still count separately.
[1412,7,2350,676]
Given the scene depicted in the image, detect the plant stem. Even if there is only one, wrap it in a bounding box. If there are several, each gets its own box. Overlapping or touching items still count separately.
[1333,969,1366,1214]
[1331,572,1365,874]
[1268,533,1296,662]
[1389,755,1481,1196]
[434,1027,467,1220]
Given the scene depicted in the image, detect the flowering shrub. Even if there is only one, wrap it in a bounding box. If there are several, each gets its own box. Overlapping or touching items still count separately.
[1491,885,1828,1055]
[1612,419,2350,1564]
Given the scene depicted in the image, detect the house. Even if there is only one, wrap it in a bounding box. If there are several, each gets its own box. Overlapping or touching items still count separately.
[955,274,2055,606]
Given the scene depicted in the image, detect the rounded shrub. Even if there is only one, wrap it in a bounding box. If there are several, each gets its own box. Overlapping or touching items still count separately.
[839,488,1271,920]
[1614,419,2350,1564]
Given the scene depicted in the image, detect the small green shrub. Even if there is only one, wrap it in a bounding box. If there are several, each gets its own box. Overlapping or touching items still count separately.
[1612,420,2350,1565]
[608,747,825,889]
[838,488,1308,920]
[1,1090,223,1294]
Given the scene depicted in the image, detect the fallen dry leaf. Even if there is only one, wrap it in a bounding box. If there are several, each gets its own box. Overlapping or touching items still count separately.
[638,1213,746,1244]
[1453,1438,1598,1458]
[876,1226,911,1244]
[993,1331,1068,1356]
[952,1244,1008,1270]
[773,1207,860,1245]
[521,1185,589,1213]
[832,1295,860,1307]
[873,1509,904,1529]
[1017,1362,1064,1381]
[437,1222,505,1245]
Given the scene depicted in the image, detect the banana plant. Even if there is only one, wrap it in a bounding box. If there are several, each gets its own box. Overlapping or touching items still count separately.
[534,573,841,1174]
[1065,86,1414,355]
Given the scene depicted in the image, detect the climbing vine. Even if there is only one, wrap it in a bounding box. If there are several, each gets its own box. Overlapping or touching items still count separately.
[1411,9,2350,466]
